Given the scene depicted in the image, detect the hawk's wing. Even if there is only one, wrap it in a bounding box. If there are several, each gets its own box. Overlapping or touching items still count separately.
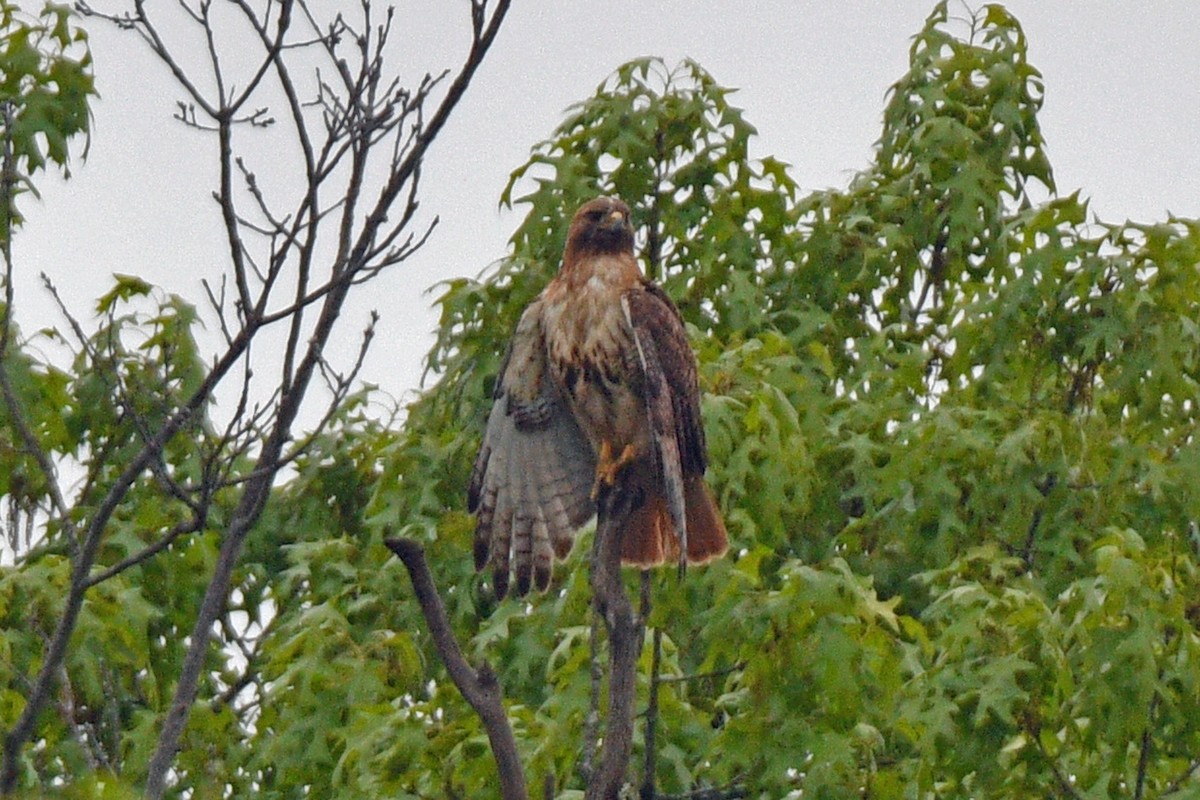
[468,299,597,598]
[621,282,708,567]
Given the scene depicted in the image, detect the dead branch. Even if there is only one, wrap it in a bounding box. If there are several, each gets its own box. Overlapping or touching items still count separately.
[385,537,528,800]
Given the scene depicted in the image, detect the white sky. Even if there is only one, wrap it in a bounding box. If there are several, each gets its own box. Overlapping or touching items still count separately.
[14,1,1200,415]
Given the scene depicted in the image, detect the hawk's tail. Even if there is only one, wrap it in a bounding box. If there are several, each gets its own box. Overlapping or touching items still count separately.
[620,476,728,568]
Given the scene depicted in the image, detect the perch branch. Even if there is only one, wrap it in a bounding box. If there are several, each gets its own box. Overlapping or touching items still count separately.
[579,602,603,784]
[586,484,644,800]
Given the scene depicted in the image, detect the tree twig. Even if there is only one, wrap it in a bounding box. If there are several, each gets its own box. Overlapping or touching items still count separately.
[83,515,206,589]
[658,662,744,685]
[641,626,663,800]
[1033,730,1084,800]
[1162,755,1200,796]
[659,787,747,800]
[1020,472,1057,573]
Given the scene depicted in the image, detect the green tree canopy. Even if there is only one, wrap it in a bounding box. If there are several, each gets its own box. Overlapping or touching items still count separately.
[3,2,1200,798]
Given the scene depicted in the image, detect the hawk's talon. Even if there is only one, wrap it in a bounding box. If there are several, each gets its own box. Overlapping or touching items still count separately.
[591,440,636,500]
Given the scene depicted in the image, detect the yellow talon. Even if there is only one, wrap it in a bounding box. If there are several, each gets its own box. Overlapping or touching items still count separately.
[591,440,636,499]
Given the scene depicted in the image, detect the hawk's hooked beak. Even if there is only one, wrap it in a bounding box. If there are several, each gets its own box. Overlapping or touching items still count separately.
[607,209,625,226]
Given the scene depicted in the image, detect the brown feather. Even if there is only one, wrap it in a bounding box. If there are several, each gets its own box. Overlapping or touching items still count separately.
[620,493,677,567]
[682,476,728,564]
[617,476,728,567]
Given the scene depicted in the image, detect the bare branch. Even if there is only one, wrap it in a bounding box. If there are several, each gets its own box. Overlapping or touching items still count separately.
[385,537,528,800]
[1163,756,1200,797]
[83,515,206,589]
[347,0,511,275]
[202,275,234,345]
[126,2,219,119]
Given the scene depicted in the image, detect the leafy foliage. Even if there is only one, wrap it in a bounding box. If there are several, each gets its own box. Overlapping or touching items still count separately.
[396,3,1200,796]
[3,2,1200,798]
[0,0,94,240]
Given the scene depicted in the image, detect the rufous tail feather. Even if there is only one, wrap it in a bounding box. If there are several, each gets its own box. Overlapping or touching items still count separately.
[682,477,727,563]
[618,477,727,567]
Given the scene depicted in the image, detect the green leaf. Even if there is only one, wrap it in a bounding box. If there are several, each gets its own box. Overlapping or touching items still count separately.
[95,274,153,313]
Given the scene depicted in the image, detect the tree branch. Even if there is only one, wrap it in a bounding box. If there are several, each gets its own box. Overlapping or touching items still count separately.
[1020,472,1057,573]
[580,602,603,785]
[83,515,206,589]
[2,294,257,795]
[1134,693,1159,800]
[1162,755,1200,797]
[586,485,644,800]
[385,537,528,800]
[660,787,747,800]
[0,102,75,539]
[641,626,663,800]
[1032,729,1084,800]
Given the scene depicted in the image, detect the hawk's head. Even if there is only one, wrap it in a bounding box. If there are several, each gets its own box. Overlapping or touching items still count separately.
[565,196,634,257]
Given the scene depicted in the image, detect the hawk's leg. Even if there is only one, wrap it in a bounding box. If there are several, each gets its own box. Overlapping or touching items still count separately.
[591,440,636,500]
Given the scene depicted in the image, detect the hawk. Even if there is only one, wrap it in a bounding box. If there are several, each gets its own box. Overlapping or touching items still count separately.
[468,196,728,598]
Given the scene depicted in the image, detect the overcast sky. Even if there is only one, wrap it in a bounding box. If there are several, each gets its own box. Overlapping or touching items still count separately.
[15,1,1200,411]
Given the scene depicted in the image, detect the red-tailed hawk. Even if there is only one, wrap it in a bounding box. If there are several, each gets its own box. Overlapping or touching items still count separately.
[468,196,728,598]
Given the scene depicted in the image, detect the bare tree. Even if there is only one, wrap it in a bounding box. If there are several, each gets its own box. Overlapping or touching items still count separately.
[0,0,510,796]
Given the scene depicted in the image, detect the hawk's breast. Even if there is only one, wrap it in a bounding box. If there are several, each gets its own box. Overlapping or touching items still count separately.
[541,263,649,459]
